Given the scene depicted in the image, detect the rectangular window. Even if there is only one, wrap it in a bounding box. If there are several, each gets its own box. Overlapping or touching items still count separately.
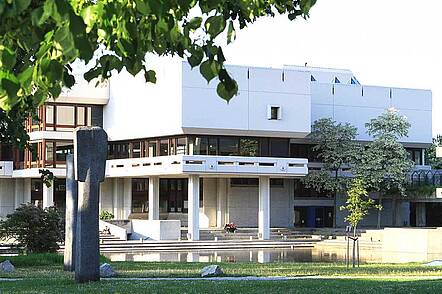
[132,142,141,158]
[147,140,157,157]
[46,105,54,124]
[77,106,86,126]
[159,139,169,156]
[268,105,281,120]
[208,138,218,155]
[176,138,187,155]
[239,138,258,157]
[55,142,74,162]
[219,137,239,156]
[193,137,208,155]
[45,142,54,165]
[56,105,75,126]
[269,138,289,157]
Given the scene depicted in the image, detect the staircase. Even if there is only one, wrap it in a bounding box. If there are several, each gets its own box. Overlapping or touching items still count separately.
[180,228,322,241]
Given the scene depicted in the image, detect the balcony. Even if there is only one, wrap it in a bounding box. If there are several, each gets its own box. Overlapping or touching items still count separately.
[0,161,13,178]
[106,155,308,178]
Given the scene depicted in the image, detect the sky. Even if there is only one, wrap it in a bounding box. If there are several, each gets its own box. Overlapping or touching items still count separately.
[222,0,441,137]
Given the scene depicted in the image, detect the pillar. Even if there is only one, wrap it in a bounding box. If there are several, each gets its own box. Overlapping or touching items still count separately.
[188,175,200,241]
[216,178,228,228]
[14,179,24,208]
[42,180,54,208]
[148,176,159,220]
[258,176,270,240]
[123,178,132,219]
[24,178,31,204]
[112,178,123,219]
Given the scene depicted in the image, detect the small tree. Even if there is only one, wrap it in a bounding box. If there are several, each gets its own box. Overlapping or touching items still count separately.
[340,178,381,267]
[302,118,362,227]
[356,108,413,228]
[0,204,64,253]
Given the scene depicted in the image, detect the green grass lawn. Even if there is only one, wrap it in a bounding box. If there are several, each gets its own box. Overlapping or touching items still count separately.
[1,254,442,293]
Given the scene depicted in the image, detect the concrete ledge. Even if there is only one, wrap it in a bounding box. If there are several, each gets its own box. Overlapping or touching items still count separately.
[99,220,128,241]
[131,220,181,241]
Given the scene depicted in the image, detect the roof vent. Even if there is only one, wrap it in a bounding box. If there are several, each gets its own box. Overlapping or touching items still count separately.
[311,75,316,82]
[334,77,341,84]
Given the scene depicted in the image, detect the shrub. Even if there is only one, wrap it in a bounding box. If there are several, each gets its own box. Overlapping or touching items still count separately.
[0,204,64,253]
[100,210,114,221]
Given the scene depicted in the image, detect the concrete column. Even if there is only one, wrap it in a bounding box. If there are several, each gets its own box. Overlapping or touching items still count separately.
[14,179,24,208]
[148,176,160,220]
[188,175,200,241]
[216,178,228,228]
[24,178,31,204]
[422,149,425,166]
[112,178,123,219]
[42,180,54,208]
[258,176,270,240]
[123,178,132,219]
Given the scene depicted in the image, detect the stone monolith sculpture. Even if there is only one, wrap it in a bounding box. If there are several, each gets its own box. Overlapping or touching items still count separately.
[74,127,108,283]
[64,154,78,271]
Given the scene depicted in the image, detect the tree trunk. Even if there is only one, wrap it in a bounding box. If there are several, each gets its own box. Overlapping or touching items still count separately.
[333,170,338,228]
[377,195,383,229]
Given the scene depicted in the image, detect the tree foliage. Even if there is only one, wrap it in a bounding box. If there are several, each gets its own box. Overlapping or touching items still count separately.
[356,108,413,196]
[425,135,442,169]
[0,0,316,115]
[340,178,380,233]
[302,118,361,194]
[0,204,64,253]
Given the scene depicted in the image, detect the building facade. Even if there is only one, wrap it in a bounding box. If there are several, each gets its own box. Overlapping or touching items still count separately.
[0,58,435,240]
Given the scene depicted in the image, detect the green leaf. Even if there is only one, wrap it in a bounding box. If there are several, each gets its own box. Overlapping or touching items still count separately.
[216,79,237,102]
[0,45,16,70]
[187,17,202,30]
[135,0,151,14]
[227,21,236,44]
[144,70,157,83]
[187,50,203,68]
[205,15,226,38]
[199,60,219,83]
[300,0,317,14]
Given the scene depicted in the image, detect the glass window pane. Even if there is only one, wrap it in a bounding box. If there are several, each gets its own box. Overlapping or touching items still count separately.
[219,137,239,156]
[55,142,74,162]
[239,138,258,157]
[132,142,141,158]
[87,107,92,126]
[46,105,54,124]
[160,139,169,156]
[193,137,208,155]
[147,141,157,157]
[56,106,75,126]
[45,142,54,162]
[176,138,187,155]
[77,106,85,126]
[208,138,217,155]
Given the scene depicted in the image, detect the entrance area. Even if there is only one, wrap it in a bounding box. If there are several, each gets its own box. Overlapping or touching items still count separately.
[294,206,333,228]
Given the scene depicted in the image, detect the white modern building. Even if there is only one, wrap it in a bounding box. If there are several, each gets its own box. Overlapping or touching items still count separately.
[0,58,435,240]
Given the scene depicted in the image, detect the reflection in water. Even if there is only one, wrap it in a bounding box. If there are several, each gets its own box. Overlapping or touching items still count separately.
[104,248,342,263]
[103,247,442,264]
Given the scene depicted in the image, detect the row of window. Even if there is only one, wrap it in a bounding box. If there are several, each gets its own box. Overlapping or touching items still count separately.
[108,136,291,159]
[26,104,93,132]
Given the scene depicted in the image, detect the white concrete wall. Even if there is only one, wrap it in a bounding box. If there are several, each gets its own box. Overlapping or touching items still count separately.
[311,83,432,144]
[201,178,217,228]
[336,197,410,228]
[0,179,15,219]
[182,63,311,138]
[103,57,183,141]
[227,179,293,227]
[100,178,114,214]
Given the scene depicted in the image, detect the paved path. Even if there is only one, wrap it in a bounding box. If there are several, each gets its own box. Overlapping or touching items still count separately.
[104,275,442,281]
